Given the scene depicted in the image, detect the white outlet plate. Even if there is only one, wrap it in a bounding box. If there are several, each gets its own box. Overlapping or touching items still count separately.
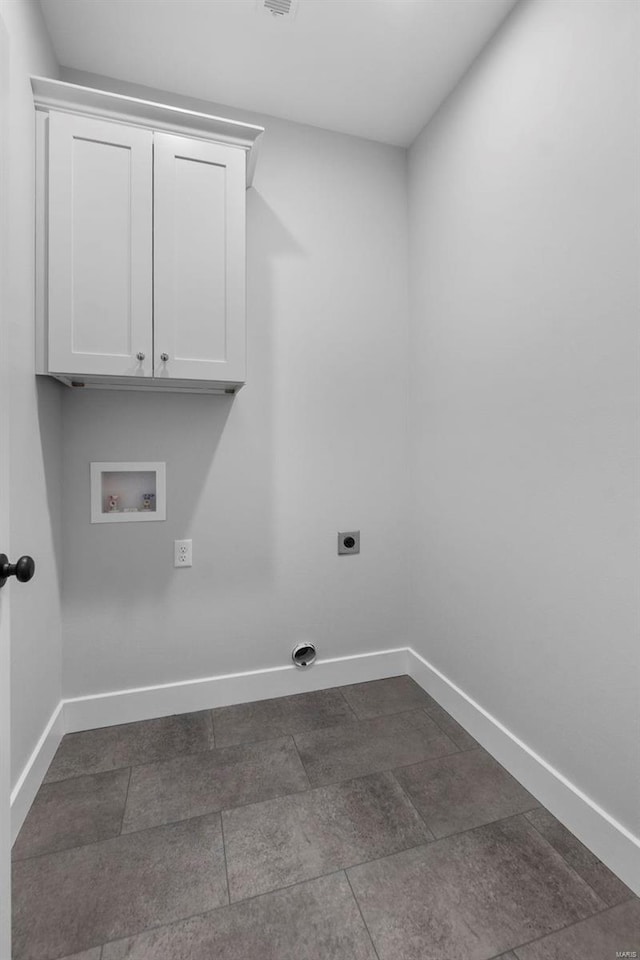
[174,539,192,567]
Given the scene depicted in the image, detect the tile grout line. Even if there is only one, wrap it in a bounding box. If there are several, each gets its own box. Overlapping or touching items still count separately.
[506,897,638,958]
[85,866,399,957]
[385,769,436,842]
[118,767,132,836]
[341,805,544,852]
[42,696,469,788]
[334,686,360,722]
[19,773,632,911]
[300,704,439,735]
[19,685,637,958]
[42,711,217,785]
[11,771,308,863]
[54,896,638,960]
[24,815,637,948]
[288,732,314,789]
[12,777,547,868]
[219,809,232,907]
[420,703,479,750]
[40,728,318,788]
[296,738,465,792]
[43,744,216,787]
[289,707,468,789]
[224,834,442,909]
[215,859,634,960]
[22,731,318,861]
[216,813,604,908]
[384,745,486,783]
[211,687,363,744]
[13,809,225,867]
[395,706,462,754]
[344,870,382,960]
[93,809,626,960]
[22,756,452,865]
[522,808,628,910]
[222,811,587,914]
[15,726,337,860]
[44,937,106,960]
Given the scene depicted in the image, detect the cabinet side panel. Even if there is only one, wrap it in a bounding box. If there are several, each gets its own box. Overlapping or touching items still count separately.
[35,110,48,374]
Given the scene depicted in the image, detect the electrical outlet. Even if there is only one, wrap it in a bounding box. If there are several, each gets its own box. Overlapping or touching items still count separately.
[174,539,192,567]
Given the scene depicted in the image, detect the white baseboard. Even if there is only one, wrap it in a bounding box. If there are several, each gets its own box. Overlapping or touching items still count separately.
[11,644,639,900]
[10,701,65,843]
[63,647,409,733]
[407,646,640,897]
[11,647,407,843]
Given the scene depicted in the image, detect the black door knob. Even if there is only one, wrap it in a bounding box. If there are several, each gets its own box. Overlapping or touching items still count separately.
[0,554,35,589]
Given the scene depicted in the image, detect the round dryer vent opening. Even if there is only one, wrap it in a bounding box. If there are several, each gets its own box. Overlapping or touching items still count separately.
[292,643,316,668]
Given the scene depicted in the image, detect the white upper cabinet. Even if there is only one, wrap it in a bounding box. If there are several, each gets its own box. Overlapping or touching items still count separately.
[33,77,264,393]
[153,134,246,383]
[48,113,153,378]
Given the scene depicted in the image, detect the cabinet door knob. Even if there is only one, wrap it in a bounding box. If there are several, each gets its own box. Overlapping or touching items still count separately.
[136,352,145,361]
[160,353,169,362]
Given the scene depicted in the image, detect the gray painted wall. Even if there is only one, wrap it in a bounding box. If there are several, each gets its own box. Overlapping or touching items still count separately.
[59,73,410,697]
[10,0,637,864]
[408,0,639,835]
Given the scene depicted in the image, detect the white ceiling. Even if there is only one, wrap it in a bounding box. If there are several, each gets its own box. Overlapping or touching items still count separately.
[39,0,518,146]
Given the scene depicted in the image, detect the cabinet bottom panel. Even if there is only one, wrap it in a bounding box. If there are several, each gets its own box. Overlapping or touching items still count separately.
[39,373,243,395]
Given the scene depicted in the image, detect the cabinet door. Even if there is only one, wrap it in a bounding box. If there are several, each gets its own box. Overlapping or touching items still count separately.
[154,134,246,383]
[48,112,153,377]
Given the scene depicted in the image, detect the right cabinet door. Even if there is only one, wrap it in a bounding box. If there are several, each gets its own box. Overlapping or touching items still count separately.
[153,134,246,383]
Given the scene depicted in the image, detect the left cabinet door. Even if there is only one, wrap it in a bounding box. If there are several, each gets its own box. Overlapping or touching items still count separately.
[47,112,153,377]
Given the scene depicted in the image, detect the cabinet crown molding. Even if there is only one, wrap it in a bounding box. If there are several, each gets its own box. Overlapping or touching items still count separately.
[31,76,264,187]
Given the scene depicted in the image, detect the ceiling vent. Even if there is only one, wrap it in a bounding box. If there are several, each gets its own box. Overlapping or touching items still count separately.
[258,0,298,21]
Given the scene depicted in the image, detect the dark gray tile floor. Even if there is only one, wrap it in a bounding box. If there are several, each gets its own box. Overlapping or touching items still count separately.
[12,676,637,960]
